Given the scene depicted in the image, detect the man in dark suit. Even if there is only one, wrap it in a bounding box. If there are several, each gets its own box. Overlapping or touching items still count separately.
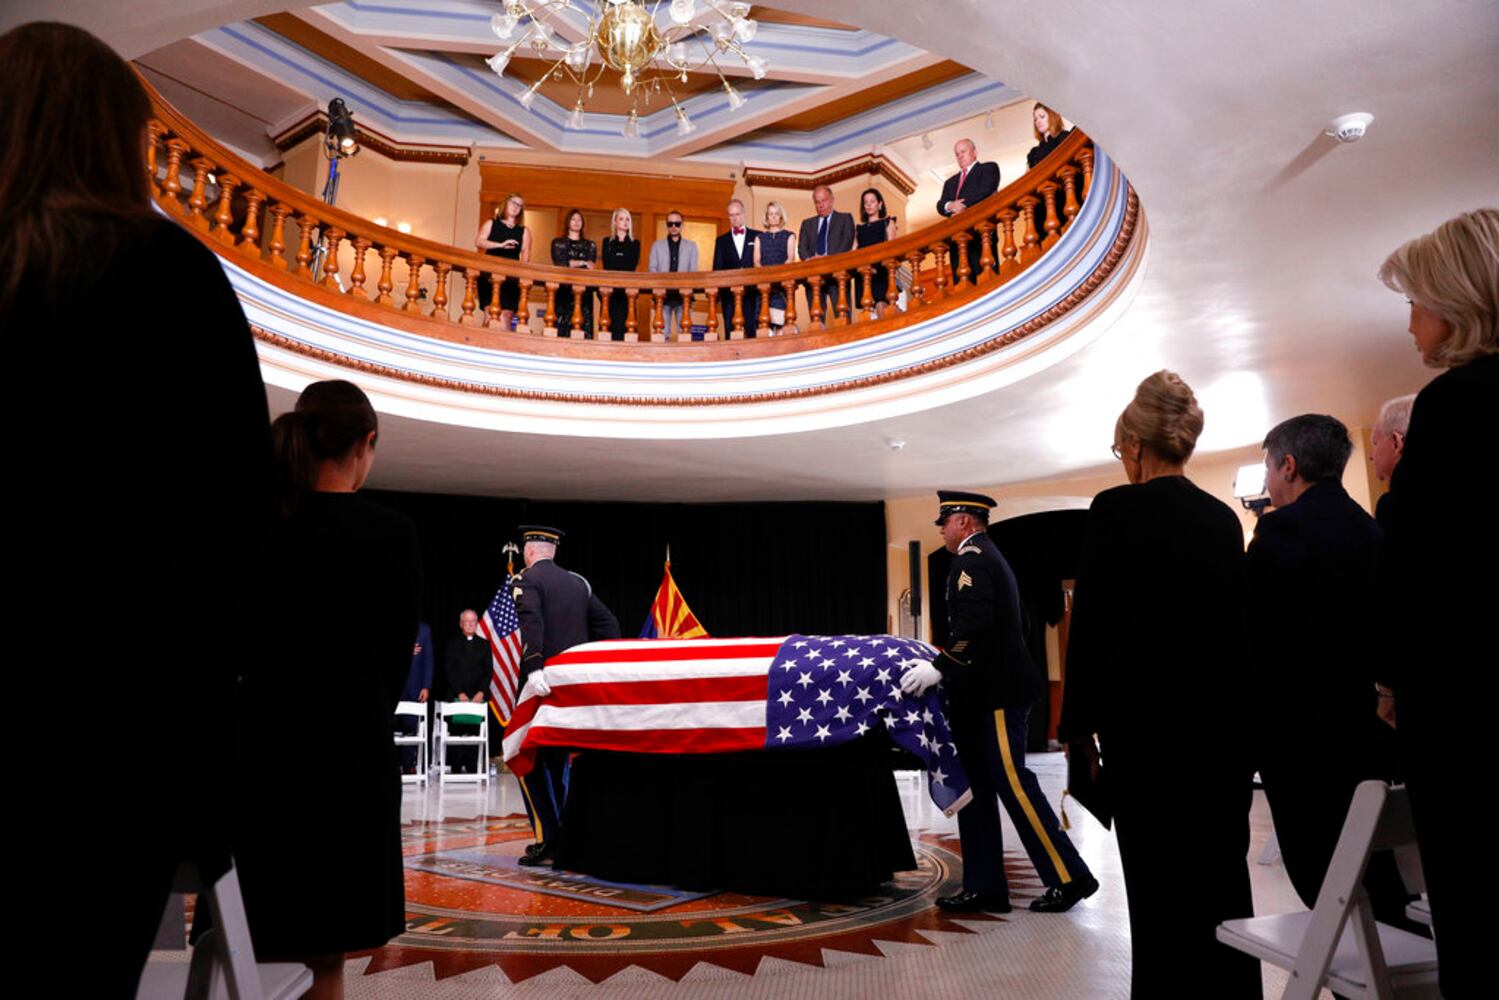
[711,199,760,336]
[513,525,621,864]
[901,491,1097,915]
[1247,414,1416,929]
[398,622,433,772]
[937,138,1001,278]
[796,185,855,321]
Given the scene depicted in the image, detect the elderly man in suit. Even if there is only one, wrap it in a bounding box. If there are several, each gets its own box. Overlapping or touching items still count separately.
[797,185,855,321]
[937,138,1001,278]
[711,199,760,336]
[648,208,699,339]
[1247,414,1417,930]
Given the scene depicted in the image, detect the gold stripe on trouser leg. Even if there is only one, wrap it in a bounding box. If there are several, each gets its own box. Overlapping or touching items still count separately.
[516,771,545,841]
[994,709,1072,883]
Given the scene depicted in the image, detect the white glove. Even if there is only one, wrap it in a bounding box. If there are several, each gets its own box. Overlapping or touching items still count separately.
[899,658,942,696]
[528,669,552,698]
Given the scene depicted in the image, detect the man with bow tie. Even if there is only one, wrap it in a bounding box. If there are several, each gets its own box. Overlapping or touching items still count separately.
[711,199,761,336]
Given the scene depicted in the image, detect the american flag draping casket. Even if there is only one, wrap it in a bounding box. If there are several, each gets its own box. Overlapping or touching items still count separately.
[501,634,973,816]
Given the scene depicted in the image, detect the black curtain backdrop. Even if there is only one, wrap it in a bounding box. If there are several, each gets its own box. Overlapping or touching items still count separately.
[364,490,888,689]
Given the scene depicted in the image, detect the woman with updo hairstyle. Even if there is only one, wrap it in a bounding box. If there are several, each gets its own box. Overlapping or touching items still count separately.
[1059,371,1260,998]
[233,379,421,999]
[1375,207,1497,994]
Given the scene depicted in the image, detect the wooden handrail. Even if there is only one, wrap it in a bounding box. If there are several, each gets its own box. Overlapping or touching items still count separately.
[142,74,1096,347]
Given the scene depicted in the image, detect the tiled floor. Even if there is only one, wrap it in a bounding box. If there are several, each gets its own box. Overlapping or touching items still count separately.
[162,752,1320,997]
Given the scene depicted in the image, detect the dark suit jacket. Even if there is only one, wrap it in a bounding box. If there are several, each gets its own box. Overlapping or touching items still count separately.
[796,211,854,260]
[712,229,761,325]
[936,161,1000,216]
[1060,476,1248,748]
[1246,480,1390,766]
[401,622,433,700]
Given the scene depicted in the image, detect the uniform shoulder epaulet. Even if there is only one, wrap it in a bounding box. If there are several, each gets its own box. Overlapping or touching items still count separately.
[568,569,594,597]
[957,544,982,556]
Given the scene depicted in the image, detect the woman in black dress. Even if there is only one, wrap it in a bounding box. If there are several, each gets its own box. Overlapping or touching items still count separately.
[474,192,531,331]
[854,188,899,317]
[600,206,641,339]
[1059,371,1260,999]
[1,22,277,994]
[1376,208,1498,996]
[234,380,421,999]
[1027,103,1075,238]
[551,208,597,337]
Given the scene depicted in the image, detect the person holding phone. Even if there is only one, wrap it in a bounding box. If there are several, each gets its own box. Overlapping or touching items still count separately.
[474,192,531,331]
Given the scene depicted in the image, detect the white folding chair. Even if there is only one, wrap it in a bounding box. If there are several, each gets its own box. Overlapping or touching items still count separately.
[1217,780,1439,999]
[435,701,490,786]
[136,861,313,1000]
[392,700,428,786]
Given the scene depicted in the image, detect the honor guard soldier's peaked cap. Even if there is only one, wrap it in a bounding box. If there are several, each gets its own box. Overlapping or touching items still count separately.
[518,525,565,544]
[934,490,997,526]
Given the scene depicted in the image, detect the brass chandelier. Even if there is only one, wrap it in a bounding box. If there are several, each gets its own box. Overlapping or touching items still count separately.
[485,0,768,137]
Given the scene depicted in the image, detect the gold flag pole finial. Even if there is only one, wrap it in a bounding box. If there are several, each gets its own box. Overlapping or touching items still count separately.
[503,540,519,577]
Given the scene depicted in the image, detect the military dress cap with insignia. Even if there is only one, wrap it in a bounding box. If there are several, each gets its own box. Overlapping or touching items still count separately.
[934,490,997,526]
[518,525,565,544]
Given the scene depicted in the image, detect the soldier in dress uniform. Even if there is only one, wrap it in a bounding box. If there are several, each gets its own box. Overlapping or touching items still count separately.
[511,525,621,866]
[901,491,1099,912]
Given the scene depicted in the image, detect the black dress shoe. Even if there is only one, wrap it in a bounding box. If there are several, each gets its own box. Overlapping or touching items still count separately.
[1028,875,1100,912]
[517,842,554,867]
[936,890,1012,913]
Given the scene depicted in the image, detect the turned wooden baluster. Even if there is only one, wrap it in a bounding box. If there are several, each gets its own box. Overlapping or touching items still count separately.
[1059,165,1081,231]
[160,139,188,214]
[486,272,503,326]
[348,239,372,299]
[1017,195,1042,265]
[730,286,746,339]
[598,288,614,338]
[680,289,696,341]
[543,283,558,335]
[625,287,642,341]
[517,281,533,332]
[457,268,477,322]
[430,262,450,320]
[1039,181,1062,250]
[807,275,825,331]
[238,189,265,258]
[704,288,720,340]
[756,283,772,336]
[212,174,240,245]
[997,209,1020,281]
[906,250,926,309]
[782,280,798,332]
[266,203,292,270]
[834,271,851,324]
[568,283,585,338]
[320,227,344,289]
[401,255,424,312]
[858,265,876,320]
[884,260,900,309]
[146,121,166,193]
[1078,146,1094,198]
[187,158,213,230]
[650,289,665,342]
[294,215,316,278]
[976,222,997,283]
[930,244,949,299]
[374,246,398,305]
[953,233,973,289]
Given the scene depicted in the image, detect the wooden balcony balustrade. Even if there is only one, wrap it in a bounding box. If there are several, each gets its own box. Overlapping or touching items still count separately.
[140,78,1097,357]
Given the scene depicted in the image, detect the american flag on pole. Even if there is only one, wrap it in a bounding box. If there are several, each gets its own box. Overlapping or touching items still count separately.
[480,575,523,725]
[502,634,972,815]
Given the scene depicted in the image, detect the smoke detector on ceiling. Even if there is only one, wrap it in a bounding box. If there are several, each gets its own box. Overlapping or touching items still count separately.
[1325,112,1374,143]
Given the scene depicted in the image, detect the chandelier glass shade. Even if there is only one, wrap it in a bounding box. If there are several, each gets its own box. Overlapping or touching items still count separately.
[486,0,766,137]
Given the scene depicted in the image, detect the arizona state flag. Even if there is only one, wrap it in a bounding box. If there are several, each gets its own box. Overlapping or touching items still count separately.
[639,558,708,639]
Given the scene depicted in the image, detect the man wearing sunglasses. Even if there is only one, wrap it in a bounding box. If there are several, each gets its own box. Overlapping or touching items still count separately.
[648,210,699,339]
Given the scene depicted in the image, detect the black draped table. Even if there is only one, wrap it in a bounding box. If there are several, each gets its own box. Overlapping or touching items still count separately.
[552,736,917,900]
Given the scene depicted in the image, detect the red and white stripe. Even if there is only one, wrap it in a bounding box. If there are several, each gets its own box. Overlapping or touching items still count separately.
[481,613,522,724]
[501,636,787,775]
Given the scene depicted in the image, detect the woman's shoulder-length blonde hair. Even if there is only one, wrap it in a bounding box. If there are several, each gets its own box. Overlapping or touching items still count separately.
[1378,207,1499,369]
[611,207,633,238]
